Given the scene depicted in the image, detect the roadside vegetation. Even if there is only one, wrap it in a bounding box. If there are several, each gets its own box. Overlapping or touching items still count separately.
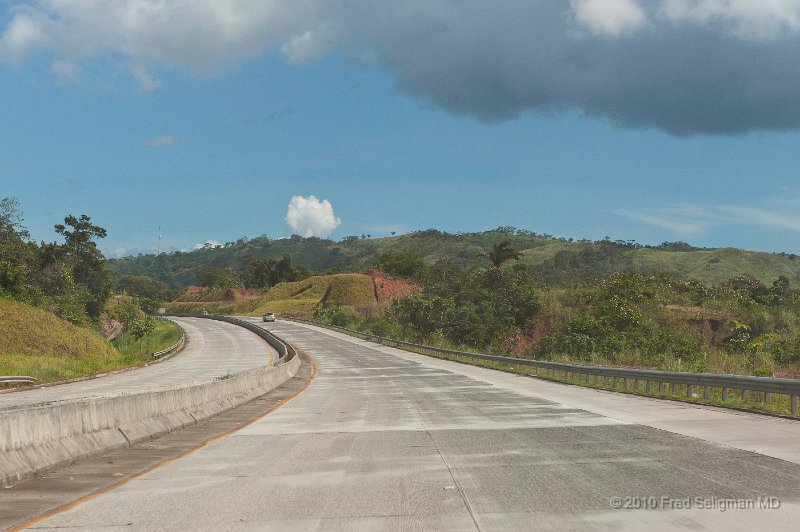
[5,195,800,391]
[113,318,182,361]
[0,198,182,384]
[0,297,180,383]
[386,343,798,417]
[311,249,800,380]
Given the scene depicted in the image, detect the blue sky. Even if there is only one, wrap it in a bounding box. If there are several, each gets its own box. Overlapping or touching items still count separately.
[3,1,800,256]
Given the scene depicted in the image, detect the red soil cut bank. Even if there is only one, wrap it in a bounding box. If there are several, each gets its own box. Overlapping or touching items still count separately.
[364,269,423,303]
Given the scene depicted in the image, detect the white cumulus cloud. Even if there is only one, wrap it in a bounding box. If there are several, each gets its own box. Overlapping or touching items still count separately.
[660,0,800,40]
[0,11,50,62]
[0,0,322,69]
[571,0,649,36]
[285,195,341,238]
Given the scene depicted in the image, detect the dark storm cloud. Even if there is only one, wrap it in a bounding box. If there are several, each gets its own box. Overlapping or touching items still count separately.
[351,1,800,134]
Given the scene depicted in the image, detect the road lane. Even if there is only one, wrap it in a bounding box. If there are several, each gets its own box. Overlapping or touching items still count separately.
[30,320,800,530]
[0,317,274,412]
[297,321,800,465]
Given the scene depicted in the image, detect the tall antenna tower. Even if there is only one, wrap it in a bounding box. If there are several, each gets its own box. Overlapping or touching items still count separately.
[157,225,162,256]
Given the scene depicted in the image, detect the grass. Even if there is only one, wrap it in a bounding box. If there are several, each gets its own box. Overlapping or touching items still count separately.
[255,274,375,315]
[113,319,182,360]
[0,297,182,384]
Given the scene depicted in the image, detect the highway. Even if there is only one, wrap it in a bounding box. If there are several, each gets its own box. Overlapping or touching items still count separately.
[0,317,274,412]
[23,319,800,530]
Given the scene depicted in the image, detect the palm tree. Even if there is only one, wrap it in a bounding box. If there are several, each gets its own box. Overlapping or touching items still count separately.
[478,241,522,269]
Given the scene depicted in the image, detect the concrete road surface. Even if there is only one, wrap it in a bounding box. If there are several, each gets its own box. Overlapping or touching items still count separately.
[0,317,274,412]
[27,320,800,531]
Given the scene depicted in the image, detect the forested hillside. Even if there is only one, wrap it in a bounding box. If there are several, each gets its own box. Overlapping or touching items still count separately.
[109,228,800,289]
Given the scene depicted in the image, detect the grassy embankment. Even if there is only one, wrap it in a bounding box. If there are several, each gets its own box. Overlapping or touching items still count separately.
[163,273,377,317]
[0,297,181,384]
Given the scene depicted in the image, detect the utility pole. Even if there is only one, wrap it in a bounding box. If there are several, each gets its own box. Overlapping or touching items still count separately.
[157,225,162,256]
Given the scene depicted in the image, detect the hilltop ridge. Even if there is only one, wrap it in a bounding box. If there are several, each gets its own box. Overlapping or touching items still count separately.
[110,228,800,289]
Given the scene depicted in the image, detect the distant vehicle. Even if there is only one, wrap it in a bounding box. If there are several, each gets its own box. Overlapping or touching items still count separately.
[262,312,276,322]
[200,310,209,316]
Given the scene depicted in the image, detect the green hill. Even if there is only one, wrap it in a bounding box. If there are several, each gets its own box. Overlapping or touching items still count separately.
[164,273,378,317]
[110,229,800,289]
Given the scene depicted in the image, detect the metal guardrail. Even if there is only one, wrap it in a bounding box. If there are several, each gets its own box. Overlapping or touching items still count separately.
[0,376,38,385]
[289,317,800,415]
[200,315,295,362]
[152,332,185,359]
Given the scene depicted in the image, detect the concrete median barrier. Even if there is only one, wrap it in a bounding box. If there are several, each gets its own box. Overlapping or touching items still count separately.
[0,353,300,487]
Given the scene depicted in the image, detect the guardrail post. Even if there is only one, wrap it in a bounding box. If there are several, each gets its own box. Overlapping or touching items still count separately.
[792,395,798,414]
[704,386,710,400]
[742,389,749,401]
[722,387,729,401]
[686,384,692,397]
[659,381,665,393]
[765,392,771,404]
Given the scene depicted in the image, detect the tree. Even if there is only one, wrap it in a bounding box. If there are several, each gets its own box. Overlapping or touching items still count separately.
[478,241,522,269]
[241,258,276,289]
[116,275,171,313]
[129,316,155,339]
[55,214,107,250]
[197,266,242,289]
[377,251,425,279]
[117,275,169,299]
[723,274,768,303]
[0,197,33,295]
[54,214,111,318]
[770,275,791,305]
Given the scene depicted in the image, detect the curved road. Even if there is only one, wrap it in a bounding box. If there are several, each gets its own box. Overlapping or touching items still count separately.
[26,320,800,530]
[0,317,275,412]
